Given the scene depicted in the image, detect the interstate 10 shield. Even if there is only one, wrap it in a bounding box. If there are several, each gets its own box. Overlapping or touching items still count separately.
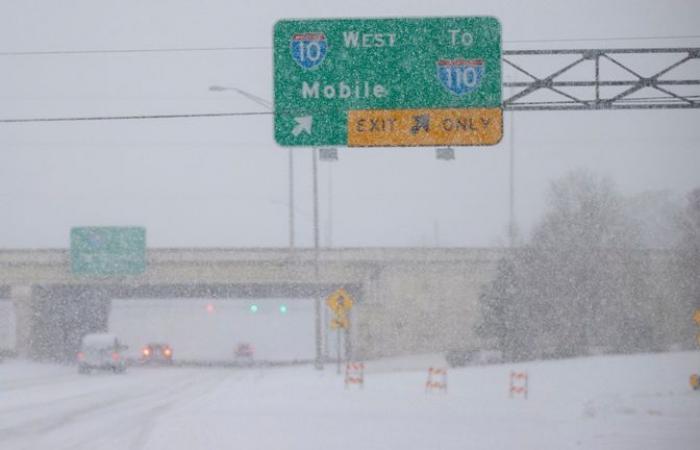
[290,32,328,70]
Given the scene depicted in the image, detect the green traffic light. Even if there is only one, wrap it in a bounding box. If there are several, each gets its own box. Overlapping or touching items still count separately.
[250,304,259,313]
[279,304,288,314]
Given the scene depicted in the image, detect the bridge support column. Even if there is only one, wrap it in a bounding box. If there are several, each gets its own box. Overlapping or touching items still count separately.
[11,285,34,358]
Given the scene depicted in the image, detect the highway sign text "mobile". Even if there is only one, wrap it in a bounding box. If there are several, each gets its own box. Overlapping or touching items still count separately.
[274,17,502,147]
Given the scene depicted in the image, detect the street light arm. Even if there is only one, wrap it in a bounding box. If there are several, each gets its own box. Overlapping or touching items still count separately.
[209,85,272,110]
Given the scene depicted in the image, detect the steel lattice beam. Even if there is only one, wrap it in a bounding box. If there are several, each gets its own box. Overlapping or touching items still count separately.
[502,48,700,110]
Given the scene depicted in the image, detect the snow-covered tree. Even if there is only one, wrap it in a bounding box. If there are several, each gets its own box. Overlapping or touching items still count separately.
[476,257,527,360]
[479,170,655,361]
[675,188,700,347]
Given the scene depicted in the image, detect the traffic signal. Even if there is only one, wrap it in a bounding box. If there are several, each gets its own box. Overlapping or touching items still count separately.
[279,304,288,314]
[249,304,259,313]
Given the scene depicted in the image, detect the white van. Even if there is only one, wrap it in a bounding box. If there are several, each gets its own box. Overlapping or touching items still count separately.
[77,333,128,374]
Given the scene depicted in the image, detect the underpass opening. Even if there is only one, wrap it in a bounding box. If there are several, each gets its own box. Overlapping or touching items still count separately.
[27,283,362,365]
[109,297,316,364]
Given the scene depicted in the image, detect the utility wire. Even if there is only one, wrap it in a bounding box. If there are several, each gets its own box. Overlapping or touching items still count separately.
[4,94,698,123]
[0,111,271,124]
[0,46,271,57]
[2,35,700,57]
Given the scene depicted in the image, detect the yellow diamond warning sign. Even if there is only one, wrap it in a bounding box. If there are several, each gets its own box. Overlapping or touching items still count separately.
[347,108,502,147]
[693,309,700,326]
[330,317,349,330]
[326,288,354,313]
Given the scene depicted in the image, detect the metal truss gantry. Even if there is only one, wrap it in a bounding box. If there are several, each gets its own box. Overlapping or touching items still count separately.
[502,48,700,110]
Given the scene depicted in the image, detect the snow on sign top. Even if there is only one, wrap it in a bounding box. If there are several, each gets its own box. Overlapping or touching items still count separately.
[273,17,502,147]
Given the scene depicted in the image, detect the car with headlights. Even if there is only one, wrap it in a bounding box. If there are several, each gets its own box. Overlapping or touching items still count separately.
[140,343,173,365]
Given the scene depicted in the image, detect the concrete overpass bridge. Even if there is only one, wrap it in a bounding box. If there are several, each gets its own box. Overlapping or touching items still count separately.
[0,247,506,361]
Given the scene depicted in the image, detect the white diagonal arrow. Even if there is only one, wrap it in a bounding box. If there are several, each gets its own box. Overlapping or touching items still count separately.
[292,116,312,136]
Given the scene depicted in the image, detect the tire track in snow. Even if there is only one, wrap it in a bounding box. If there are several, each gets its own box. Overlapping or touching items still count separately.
[0,368,232,450]
[0,373,227,448]
[0,368,189,420]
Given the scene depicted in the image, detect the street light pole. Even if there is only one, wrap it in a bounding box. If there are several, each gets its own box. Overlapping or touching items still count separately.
[208,85,295,249]
[209,84,320,366]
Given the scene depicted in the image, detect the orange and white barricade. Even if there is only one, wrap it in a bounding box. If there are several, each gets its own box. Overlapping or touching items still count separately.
[345,362,364,389]
[425,367,448,393]
[509,371,528,399]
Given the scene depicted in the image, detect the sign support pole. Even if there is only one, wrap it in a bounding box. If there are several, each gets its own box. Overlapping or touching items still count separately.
[289,149,295,250]
[325,288,354,373]
[313,148,323,370]
[345,312,352,364]
[337,327,342,374]
[508,82,516,247]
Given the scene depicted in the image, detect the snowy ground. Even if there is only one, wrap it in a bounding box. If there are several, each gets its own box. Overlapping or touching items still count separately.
[1,351,699,450]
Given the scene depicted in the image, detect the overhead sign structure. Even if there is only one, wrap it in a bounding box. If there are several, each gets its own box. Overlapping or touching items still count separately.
[71,227,146,276]
[274,17,502,147]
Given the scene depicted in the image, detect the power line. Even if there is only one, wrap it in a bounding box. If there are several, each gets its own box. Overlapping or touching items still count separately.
[3,97,699,124]
[0,111,272,124]
[2,35,700,57]
[0,46,271,57]
[5,94,698,123]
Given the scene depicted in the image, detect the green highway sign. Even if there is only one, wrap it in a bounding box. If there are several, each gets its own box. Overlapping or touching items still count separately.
[273,17,502,147]
[70,227,146,276]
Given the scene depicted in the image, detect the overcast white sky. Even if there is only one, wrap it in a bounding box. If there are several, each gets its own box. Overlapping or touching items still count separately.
[0,0,698,249]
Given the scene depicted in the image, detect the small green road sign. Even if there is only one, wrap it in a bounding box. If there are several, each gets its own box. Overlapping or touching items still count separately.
[274,16,502,147]
[70,227,146,276]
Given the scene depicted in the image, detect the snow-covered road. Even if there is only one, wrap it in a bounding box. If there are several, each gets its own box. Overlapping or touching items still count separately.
[1,351,699,450]
[0,363,229,449]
